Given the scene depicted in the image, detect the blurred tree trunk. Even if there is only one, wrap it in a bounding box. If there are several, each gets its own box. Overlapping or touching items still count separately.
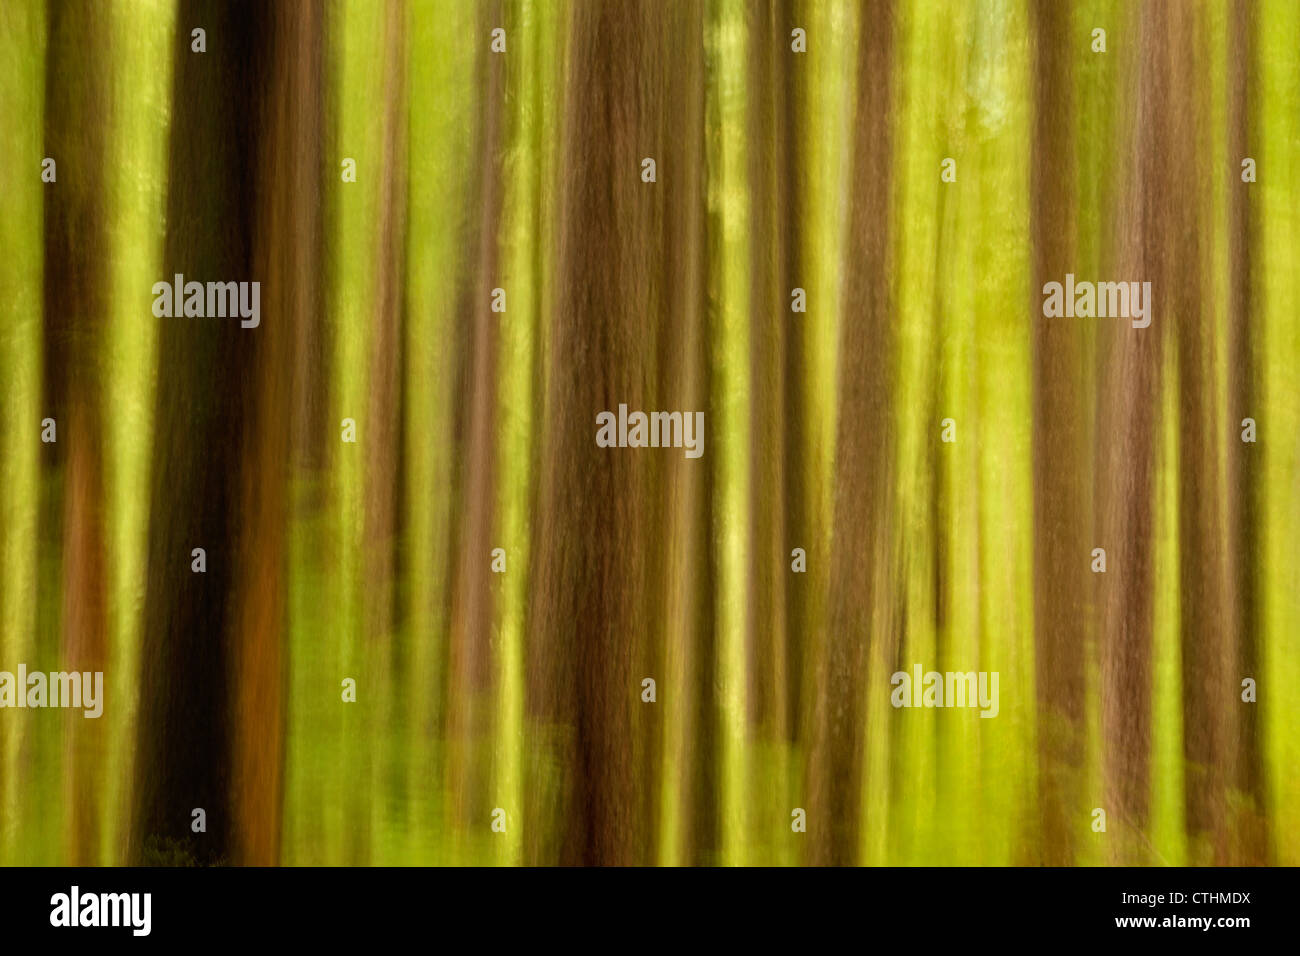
[447,0,504,834]
[133,0,315,865]
[809,0,897,866]
[745,0,796,745]
[43,0,112,866]
[1170,1,1233,866]
[1028,0,1087,867]
[231,0,325,867]
[526,0,695,865]
[1096,0,1179,863]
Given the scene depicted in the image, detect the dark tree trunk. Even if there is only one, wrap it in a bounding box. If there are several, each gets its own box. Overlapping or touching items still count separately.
[132,0,320,866]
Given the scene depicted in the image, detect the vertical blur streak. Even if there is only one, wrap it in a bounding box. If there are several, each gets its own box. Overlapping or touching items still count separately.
[102,0,174,868]
[1095,0,1169,863]
[1226,0,1268,865]
[131,0,319,866]
[42,0,111,865]
[527,0,673,865]
[653,0,711,865]
[779,0,810,763]
[132,0,270,865]
[231,0,325,866]
[401,0,465,866]
[743,0,798,864]
[490,0,557,866]
[362,0,408,863]
[1168,1,1233,866]
[808,0,896,867]
[1028,0,1086,867]
[707,0,753,867]
[0,3,44,867]
[744,0,789,769]
[446,0,503,850]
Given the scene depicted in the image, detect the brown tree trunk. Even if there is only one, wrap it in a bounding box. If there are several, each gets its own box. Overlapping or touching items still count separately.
[133,0,317,865]
[1029,0,1087,867]
[446,0,504,831]
[526,0,696,865]
[1095,0,1187,862]
[43,0,112,866]
[745,0,796,743]
[1172,0,1234,867]
[230,0,326,867]
[808,0,897,867]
